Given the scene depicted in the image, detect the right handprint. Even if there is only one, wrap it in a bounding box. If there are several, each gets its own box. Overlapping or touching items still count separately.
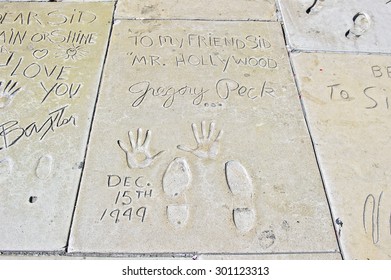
[177,121,223,160]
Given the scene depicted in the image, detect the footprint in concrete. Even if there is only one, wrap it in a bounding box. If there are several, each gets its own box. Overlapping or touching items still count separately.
[225,160,255,232]
[163,157,191,197]
[0,157,13,183]
[345,12,371,39]
[225,161,253,196]
[35,154,53,179]
[167,204,189,228]
[233,208,255,233]
[306,0,325,14]
[163,158,191,228]
[258,230,276,249]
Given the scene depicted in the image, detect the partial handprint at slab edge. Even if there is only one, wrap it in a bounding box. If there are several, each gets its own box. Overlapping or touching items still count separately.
[0,80,22,109]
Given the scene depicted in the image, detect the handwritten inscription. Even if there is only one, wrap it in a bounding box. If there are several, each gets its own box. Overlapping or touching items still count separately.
[363,192,385,244]
[100,207,147,224]
[124,30,280,76]
[9,58,72,79]
[0,6,105,154]
[0,105,76,150]
[128,78,276,108]
[100,175,153,224]
[127,52,278,73]
[0,30,97,46]
[371,65,391,78]
[327,83,391,110]
[40,81,82,103]
[129,81,207,108]
[128,33,272,50]
[3,56,84,103]
[216,79,276,100]
[107,175,151,188]
[0,10,97,26]
[176,53,277,72]
[123,26,282,108]
[324,66,391,110]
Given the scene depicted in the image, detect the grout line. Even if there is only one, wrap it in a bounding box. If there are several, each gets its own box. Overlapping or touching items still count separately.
[275,0,284,23]
[281,29,345,260]
[276,0,343,260]
[63,0,118,253]
[200,251,340,256]
[0,250,340,258]
[289,48,391,57]
[275,0,344,260]
[114,17,278,23]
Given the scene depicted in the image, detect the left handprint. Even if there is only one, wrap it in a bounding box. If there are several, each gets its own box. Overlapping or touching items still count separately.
[117,128,165,169]
[0,80,21,108]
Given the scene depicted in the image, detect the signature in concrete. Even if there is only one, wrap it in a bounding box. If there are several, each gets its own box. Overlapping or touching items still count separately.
[0,104,76,150]
[363,191,391,244]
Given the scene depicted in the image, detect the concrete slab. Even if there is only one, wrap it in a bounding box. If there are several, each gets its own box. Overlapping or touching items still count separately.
[0,2,113,251]
[278,0,391,53]
[69,20,337,254]
[116,0,277,21]
[291,52,391,259]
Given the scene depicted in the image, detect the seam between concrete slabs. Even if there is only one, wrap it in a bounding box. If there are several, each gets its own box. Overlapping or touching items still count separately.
[284,45,345,260]
[64,0,118,253]
[274,0,344,259]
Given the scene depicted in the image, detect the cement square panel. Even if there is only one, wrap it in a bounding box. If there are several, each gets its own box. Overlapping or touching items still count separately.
[291,52,391,259]
[69,20,337,254]
[0,2,113,251]
[278,0,391,53]
[116,0,277,21]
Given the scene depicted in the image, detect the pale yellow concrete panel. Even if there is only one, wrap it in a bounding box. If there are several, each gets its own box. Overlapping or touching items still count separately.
[291,52,391,259]
[0,2,114,251]
[69,20,337,254]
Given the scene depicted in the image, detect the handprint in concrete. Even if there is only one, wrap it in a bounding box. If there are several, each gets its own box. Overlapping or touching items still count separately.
[177,121,223,160]
[0,80,22,109]
[117,128,164,169]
